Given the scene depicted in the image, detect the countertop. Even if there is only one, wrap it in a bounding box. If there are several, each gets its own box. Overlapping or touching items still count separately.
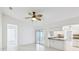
[48,37,65,41]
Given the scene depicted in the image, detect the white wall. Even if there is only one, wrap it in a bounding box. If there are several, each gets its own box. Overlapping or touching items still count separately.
[2,14,35,50]
[19,24,35,45]
[54,16,79,28]
[48,16,79,32]
[0,13,2,50]
[43,29,50,47]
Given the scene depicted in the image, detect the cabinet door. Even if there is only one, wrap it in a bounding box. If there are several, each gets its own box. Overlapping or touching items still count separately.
[77,41,79,47]
[73,40,79,47]
[49,40,54,47]
[49,40,64,50]
[73,40,77,47]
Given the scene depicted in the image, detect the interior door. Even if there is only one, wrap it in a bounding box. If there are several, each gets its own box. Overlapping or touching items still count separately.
[7,24,18,51]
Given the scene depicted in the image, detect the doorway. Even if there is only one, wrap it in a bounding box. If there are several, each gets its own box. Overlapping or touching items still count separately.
[7,24,18,51]
[35,30,44,45]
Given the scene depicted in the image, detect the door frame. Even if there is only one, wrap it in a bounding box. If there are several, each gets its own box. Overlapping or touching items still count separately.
[7,24,18,50]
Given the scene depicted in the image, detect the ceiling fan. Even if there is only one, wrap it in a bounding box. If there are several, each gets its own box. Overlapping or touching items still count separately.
[25,12,43,21]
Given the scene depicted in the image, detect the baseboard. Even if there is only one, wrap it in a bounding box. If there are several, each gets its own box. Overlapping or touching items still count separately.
[18,43,35,46]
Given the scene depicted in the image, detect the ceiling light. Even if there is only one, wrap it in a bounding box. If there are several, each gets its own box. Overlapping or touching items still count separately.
[32,17,37,21]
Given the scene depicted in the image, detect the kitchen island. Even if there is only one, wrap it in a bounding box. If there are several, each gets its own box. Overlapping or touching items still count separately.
[48,37,65,51]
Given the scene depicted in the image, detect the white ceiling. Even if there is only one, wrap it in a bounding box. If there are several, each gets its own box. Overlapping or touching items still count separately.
[1,7,79,28]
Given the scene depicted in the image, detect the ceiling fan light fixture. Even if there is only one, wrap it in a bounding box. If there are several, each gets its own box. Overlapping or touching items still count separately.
[32,17,37,21]
[25,11,42,21]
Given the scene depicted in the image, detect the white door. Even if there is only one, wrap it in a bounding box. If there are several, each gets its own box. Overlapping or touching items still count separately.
[7,24,18,51]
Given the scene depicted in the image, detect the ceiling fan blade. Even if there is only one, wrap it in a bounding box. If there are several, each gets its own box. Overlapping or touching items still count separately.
[28,12,33,15]
[25,17,32,19]
[37,14,43,17]
[36,17,41,21]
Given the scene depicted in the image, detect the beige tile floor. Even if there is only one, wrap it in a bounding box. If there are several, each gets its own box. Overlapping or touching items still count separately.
[18,44,60,51]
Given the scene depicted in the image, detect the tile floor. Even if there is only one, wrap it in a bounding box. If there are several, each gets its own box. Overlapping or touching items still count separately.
[18,44,60,51]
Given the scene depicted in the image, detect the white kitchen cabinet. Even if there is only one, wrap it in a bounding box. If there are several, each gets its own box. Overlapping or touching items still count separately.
[73,39,79,47]
[49,38,64,50]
